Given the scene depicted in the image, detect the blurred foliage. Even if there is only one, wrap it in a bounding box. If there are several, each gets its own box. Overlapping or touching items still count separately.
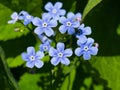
[0,0,120,90]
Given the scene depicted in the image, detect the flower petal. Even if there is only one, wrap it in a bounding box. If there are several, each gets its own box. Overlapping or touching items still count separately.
[45,2,53,11]
[49,47,57,56]
[72,21,80,28]
[59,25,67,34]
[11,12,18,19]
[26,61,35,68]
[51,57,60,66]
[32,17,42,26]
[34,27,44,35]
[68,27,75,35]
[27,47,35,55]
[75,48,83,56]
[54,2,62,9]
[49,20,57,27]
[57,42,65,52]
[59,17,66,24]
[83,52,91,60]
[35,60,44,68]
[61,58,70,65]
[45,28,54,36]
[63,49,73,57]
[21,53,29,61]
[83,26,91,35]
[59,9,66,15]
[89,47,98,55]
[67,12,75,18]
[77,35,87,44]
[36,51,44,59]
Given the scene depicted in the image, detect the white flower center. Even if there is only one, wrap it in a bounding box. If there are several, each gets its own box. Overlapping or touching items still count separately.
[26,15,31,19]
[52,9,57,14]
[43,46,48,51]
[58,52,63,58]
[84,46,89,51]
[42,22,47,27]
[30,56,35,61]
[66,22,71,26]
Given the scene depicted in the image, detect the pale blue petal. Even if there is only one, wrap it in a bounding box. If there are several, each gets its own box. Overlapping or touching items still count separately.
[42,13,51,20]
[86,38,94,45]
[8,20,15,24]
[57,42,65,52]
[67,12,75,18]
[27,47,35,55]
[59,9,66,15]
[35,60,44,68]
[63,49,73,57]
[61,58,70,65]
[45,2,53,11]
[49,47,57,56]
[83,26,91,35]
[68,27,75,34]
[51,57,60,66]
[77,35,87,44]
[45,28,54,36]
[75,48,83,56]
[89,47,98,55]
[49,20,57,27]
[83,52,91,60]
[21,53,29,61]
[32,17,42,26]
[34,27,44,35]
[36,51,44,59]
[11,12,18,19]
[72,21,80,28]
[26,61,35,68]
[59,25,67,34]
[54,2,62,9]
[59,17,66,24]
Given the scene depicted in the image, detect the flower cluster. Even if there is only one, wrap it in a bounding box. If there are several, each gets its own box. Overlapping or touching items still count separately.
[8,2,98,68]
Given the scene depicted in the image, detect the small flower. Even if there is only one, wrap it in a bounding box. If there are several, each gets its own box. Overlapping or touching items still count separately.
[44,2,66,20]
[59,12,80,35]
[40,41,51,52]
[8,12,19,24]
[76,24,92,43]
[49,42,73,66]
[19,11,34,25]
[75,38,98,60]
[21,47,44,68]
[32,14,57,37]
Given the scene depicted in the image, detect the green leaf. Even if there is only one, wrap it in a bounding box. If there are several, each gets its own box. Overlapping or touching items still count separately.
[90,56,120,90]
[7,55,24,68]
[82,0,102,20]
[0,46,19,90]
[19,73,42,90]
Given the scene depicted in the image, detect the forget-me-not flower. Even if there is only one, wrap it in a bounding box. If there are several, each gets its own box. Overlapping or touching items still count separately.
[8,12,19,24]
[59,12,80,35]
[19,11,34,25]
[44,2,66,20]
[21,47,44,68]
[76,24,92,43]
[75,38,98,60]
[32,14,57,37]
[49,42,73,66]
[40,41,51,52]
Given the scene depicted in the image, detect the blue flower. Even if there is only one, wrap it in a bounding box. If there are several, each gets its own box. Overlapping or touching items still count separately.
[8,12,19,24]
[44,2,66,20]
[75,38,98,60]
[49,42,73,66]
[19,11,34,25]
[59,12,80,35]
[40,41,51,52]
[76,24,92,43]
[21,47,44,68]
[32,14,57,37]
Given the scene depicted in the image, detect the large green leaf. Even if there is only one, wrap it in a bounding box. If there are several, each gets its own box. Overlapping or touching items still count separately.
[0,46,19,90]
[82,0,102,20]
[90,56,120,90]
